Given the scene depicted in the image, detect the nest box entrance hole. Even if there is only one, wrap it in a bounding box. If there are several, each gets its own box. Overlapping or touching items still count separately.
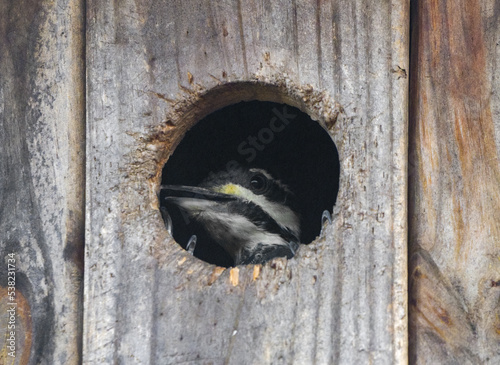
[159,96,340,267]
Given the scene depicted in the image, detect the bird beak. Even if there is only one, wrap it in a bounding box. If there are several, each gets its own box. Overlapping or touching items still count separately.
[160,185,237,202]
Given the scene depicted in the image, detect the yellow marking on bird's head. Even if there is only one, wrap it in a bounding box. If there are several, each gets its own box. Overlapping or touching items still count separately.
[217,184,241,196]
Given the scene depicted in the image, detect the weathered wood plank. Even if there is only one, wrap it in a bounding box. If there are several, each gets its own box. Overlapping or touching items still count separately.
[0,0,85,364]
[85,0,408,364]
[409,0,500,363]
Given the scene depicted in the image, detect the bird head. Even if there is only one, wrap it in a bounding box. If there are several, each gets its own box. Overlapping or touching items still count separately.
[161,167,301,266]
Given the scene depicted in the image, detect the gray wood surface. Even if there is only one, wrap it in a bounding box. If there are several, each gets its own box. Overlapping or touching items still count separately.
[4,1,500,363]
[409,0,500,363]
[85,0,408,364]
[0,0,85,364]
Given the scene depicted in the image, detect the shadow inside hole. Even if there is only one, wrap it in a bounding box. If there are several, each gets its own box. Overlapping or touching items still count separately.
[160,101,340,267]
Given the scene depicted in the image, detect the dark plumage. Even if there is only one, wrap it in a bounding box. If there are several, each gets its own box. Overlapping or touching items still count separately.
[161,167,300,266]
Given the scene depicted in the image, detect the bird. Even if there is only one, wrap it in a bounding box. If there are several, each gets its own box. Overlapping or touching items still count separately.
[161,167,301,266]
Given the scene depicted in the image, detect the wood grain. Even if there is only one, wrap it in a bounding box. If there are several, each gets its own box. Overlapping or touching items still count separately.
[85,1,408,363]
[0,0,85,364]
[4,1,500,362]
[409,0,500,363]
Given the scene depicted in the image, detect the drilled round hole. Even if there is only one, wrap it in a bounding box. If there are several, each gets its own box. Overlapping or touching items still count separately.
[160,100,339,267]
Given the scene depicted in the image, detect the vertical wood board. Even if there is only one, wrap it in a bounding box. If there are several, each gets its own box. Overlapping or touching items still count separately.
[0,0,85,364]
[409,0,500,363]
[85,1,409,364]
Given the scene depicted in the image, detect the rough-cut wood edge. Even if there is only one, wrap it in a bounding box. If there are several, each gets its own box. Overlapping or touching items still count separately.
[0,0,85,364]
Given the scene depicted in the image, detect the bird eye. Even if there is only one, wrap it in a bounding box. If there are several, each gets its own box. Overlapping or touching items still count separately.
[250,173,268,194]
